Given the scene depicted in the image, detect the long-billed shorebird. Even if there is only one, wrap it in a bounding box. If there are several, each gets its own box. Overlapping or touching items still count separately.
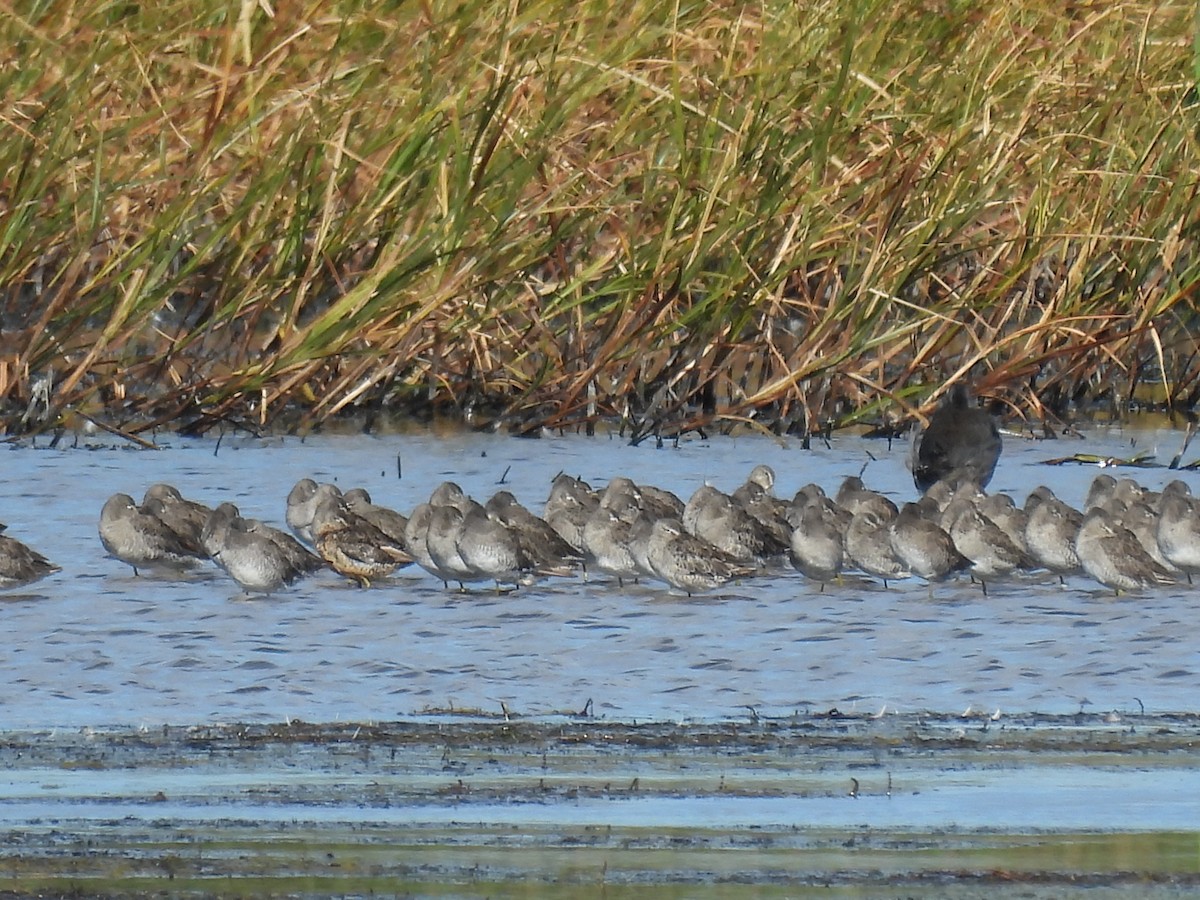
[99,493,207,575]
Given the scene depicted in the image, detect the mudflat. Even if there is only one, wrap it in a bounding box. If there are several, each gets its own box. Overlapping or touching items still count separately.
[3,712,1199,897]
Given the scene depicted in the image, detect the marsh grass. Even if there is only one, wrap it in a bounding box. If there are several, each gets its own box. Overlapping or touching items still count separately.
[1,0,1198,437]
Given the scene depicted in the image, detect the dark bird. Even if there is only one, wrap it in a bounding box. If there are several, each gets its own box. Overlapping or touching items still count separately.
[912,384,1002,493]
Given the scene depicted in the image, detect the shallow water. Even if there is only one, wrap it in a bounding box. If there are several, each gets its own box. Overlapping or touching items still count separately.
[13,768,1194,832]
[1,421,1197,729]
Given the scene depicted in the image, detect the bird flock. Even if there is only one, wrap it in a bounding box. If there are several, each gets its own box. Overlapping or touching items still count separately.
[0,389,1193,596]
[0,464,1195,598]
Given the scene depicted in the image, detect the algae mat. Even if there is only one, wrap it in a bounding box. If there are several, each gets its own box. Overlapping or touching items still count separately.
[1,714,1199,897]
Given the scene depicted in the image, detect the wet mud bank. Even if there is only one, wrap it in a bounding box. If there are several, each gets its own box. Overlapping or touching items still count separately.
[3,713,1200,897]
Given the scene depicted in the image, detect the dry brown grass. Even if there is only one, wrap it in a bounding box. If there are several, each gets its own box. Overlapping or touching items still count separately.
[1,0,1198,437]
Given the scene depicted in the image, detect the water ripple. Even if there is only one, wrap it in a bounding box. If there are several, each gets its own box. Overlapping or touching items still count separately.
[0,429,1196,727]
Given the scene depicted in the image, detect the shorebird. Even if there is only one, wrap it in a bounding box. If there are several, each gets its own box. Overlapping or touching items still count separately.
[625,512,662,581]
[944,500,1027,590]
[733,480,793,551]
[99,493,207,575]
[430,481,480,514]
[311,494,410,587]
[142,484,213,552]
[342,488,409,547]
[1084,473,1118,511]
[602,476,684,521]
[1112,477,1150,505]
[139,496,209,560]
[455,505,534,591]
[1155,478,1193,512]
[912,384,1002,493]
[1023,487,1083,579]
[835,476,898,521]
[845,506,910,585]
[889,501,969,584]
[582,498,643,586]
[682,484,724,535]
[684,485,783,563]
[640,483,687,520]
[425,504,486,588]
[404,502,462,587]
[1156,481,1200,581]
[734,464,777,496]
[0,531,60,588]
[286,479,340,545]
[202,503,319,592]
[1075,507,1175,593]
[789,498,846,588]
[1120,500,1177,574]
[485,490,581,575]
[787,483,831,529]
[544,479,597,554]
[205,503,323,576]
[975,493,1031,558]
[645,518,752,595]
